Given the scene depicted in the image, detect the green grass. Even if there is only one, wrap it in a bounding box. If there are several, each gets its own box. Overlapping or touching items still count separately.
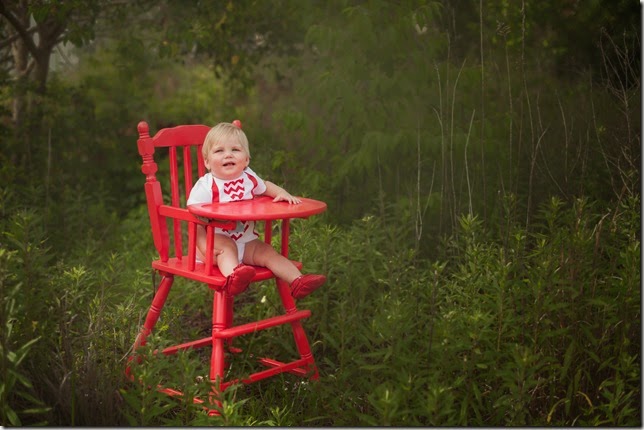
[0,190,640,426]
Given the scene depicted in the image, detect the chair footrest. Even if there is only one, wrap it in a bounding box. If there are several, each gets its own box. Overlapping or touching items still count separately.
[215,310,311,339]
[257,357,309,377]
[220,356,313,390]
[159,310,311,355]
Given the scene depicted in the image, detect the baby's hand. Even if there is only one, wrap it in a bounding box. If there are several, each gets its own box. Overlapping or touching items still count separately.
[273,191,301,204]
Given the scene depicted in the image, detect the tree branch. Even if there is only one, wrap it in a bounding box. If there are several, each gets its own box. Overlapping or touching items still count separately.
[0,1,40,57]
[0,25,38,50]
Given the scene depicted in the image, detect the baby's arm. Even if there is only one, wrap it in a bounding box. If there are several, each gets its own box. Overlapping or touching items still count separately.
[260,181,301,204]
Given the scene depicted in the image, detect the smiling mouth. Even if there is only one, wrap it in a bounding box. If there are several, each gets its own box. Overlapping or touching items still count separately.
[223,162,236,167]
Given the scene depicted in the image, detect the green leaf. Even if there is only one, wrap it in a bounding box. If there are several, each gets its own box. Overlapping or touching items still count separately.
[6,408,21,426]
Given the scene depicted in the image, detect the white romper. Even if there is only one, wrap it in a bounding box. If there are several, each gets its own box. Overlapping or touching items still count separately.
[187,167,267,262]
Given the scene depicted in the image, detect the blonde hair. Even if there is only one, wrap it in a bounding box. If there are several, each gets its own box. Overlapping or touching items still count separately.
[202,122,250,160]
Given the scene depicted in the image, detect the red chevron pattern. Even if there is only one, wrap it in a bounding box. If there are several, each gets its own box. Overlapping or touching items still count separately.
[223,178,245,201]
[227,223,250,241]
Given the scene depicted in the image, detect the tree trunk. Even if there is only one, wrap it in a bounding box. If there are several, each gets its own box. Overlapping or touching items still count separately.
[8,3,30,129]
[2,0,61,168]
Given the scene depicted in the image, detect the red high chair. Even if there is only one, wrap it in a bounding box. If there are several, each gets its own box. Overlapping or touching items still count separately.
[128,120,325,415]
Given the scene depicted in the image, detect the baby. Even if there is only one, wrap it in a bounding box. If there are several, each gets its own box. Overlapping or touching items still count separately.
[187,121,326,298]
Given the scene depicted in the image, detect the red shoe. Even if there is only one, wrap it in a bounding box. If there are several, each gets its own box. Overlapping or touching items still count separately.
[290,274,326,299]
[225,264,256,296]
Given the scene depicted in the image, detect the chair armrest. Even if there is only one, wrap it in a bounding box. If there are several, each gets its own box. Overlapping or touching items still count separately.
[159,205,237,273]
[159,205,236,229]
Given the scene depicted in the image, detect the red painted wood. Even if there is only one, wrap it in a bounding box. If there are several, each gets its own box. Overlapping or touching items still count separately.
[213,310,311,338]
[281,219,290,258]
[188,195,327,221]
[150,124,211,148]
[210,290,227,381]
[264,220,272,245]
[183,145,194,205]
[220,356,313,390]
[205,224,215,276]
[133,275,174,349]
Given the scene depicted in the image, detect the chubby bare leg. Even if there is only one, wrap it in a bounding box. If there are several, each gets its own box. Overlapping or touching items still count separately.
[195,227,255,295]
[243,239,301,283]
[195,226,240,276]
[243,240,326,298]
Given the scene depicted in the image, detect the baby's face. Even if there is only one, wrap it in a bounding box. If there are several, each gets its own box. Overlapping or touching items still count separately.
[204,136,249,180]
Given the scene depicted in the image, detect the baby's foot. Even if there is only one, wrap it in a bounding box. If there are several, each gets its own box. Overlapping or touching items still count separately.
[290,274,326,299]
[225,264,256,296]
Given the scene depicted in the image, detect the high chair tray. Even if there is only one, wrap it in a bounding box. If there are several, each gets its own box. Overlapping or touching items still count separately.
[188,195,327,221]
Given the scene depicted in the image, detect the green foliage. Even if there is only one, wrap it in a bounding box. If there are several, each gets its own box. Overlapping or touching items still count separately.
[0,199,150,425]
[425,194,641,426]
[277,0,448,224]
[121,338,266,426]
[27,0,106,47]
[0,179,639,426]
[249,0,639,238]
[0,248,51,426]
[0,0,639,426]
[155,0,305,88]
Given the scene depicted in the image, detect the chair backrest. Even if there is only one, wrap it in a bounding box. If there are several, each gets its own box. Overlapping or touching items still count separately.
[137,121,210,262]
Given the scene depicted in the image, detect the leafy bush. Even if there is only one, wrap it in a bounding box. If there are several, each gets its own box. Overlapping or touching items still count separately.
[0,247,50,426]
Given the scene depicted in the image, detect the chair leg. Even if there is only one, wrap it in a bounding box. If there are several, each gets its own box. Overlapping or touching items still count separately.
[225,293,235,349]
[209,289,229,405]
[133,274,174,350]
[209,291,232,415]
[275,278,319,379]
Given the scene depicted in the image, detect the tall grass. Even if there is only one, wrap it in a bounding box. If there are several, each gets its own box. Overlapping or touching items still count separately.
[0,178,639,426]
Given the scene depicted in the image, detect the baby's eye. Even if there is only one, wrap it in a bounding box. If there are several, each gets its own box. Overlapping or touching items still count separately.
[214,149,223,153]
